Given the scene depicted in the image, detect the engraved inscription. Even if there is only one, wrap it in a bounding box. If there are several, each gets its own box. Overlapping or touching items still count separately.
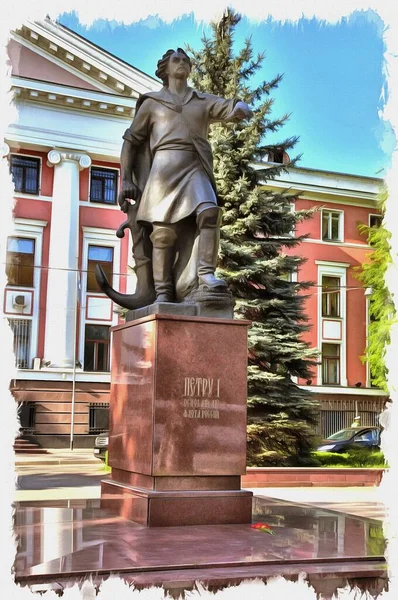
[182,377,221,419]
[183,377,220,398]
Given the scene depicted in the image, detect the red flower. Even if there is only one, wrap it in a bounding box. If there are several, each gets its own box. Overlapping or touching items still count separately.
[251,522,275,534]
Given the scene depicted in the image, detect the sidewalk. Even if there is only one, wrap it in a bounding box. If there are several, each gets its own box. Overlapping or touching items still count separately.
[249,486,386,520]
[14,449,103,467]
[13,451,387,520]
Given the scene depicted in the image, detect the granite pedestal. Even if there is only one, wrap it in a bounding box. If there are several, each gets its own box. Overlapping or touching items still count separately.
[101,312,253,526]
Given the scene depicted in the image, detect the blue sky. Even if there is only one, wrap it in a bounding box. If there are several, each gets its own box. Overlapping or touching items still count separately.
[58,10,393,179]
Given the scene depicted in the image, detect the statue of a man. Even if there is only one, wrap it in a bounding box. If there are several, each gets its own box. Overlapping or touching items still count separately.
[96,48,251,308]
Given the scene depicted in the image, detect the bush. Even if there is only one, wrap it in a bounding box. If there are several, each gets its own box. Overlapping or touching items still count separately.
[346,448,387,468]
[312,449,386,468]
[312,451,350,466]
[103,450,111,473]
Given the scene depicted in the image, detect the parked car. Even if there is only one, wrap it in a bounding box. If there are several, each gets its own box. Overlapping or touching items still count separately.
[317,426,381,453]
[94,433,108,459]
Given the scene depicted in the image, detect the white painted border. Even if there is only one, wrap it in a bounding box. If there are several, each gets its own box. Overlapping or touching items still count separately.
[15,369,111,383]
[304,238,370,249]
[79,226,120,370]
[300,384,388,397]
[14,193,52,202]
[365,294,371,388]
[320,208,344,243]
[5,218,47,368]
[322,319,342,341]
[368,213,383,228]
[317,262,348,386]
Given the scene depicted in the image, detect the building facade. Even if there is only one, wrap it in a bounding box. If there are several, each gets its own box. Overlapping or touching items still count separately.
[261,166,387,436]
[3,19,387,448]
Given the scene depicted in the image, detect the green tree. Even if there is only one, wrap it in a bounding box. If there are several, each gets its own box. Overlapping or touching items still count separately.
[187,9,319,466]
[357,189,395,392]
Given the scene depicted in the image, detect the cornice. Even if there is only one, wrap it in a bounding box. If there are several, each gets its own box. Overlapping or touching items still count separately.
[5,118,122,160]
[301,384,388,397]
[10,76,136,118]
[254,163,381,205]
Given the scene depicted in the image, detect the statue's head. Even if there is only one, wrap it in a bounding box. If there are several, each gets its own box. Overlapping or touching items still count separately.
[155,48,191,86]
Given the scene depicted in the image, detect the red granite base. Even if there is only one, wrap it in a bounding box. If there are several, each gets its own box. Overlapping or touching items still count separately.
[103,313,253,527]
[101,479,253,526]
[14,496,387,599]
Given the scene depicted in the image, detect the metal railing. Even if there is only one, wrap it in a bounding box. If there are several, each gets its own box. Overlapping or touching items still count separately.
[8,318,32,369]
[317,410,382,439]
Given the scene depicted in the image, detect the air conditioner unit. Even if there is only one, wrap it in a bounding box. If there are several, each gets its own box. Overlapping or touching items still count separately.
[13,294,27,308]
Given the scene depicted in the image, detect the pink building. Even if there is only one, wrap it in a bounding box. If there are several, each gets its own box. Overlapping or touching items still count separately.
[3,19,387,449]
[262,166,387,434]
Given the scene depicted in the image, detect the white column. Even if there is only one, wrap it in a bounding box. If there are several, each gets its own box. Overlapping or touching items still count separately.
[44,149,91,368]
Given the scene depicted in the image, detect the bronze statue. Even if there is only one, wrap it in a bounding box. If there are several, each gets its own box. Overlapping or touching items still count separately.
[96,48,251,309]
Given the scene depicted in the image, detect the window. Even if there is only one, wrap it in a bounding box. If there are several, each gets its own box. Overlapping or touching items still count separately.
[354,431,374,443]
[318,516,338,556]
[9,319,32,369]
[322,210,342,241]
[279,271,292,282]
[87,245,113,292]
[322,343,340,385]
[369,214,383,228]
[6,237,35,287]
[18,402,36,433]
[89,403,109,433]
[89,167,118,204]
[322,276,340,317]
[10,155,40,194]
[84,325,110,371]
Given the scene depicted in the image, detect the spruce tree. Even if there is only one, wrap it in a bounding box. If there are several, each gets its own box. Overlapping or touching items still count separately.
[187,9,320,466]
[357,190,396,392]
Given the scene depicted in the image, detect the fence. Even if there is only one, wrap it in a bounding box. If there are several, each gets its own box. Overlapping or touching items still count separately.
[315,396,386,438]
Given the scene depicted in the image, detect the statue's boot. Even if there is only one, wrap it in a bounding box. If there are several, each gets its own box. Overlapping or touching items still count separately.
[197,207,227,289]
[150,226,177,303]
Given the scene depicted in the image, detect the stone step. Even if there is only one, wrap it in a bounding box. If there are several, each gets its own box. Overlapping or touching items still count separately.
[14,438,48,454]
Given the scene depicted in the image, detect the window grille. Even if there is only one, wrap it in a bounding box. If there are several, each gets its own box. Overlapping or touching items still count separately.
[8,319,32,368]
[89,167,118,204]
[10,155,40,195]
[89,403,109,433]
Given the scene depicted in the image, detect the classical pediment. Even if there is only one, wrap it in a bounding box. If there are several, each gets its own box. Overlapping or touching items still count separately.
[9,18,160,99]
[9,39,101,92]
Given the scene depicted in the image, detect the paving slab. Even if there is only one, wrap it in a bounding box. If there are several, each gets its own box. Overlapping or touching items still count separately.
[14,449,103,467]
[14,495,387,599]
[249,486,386,521]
